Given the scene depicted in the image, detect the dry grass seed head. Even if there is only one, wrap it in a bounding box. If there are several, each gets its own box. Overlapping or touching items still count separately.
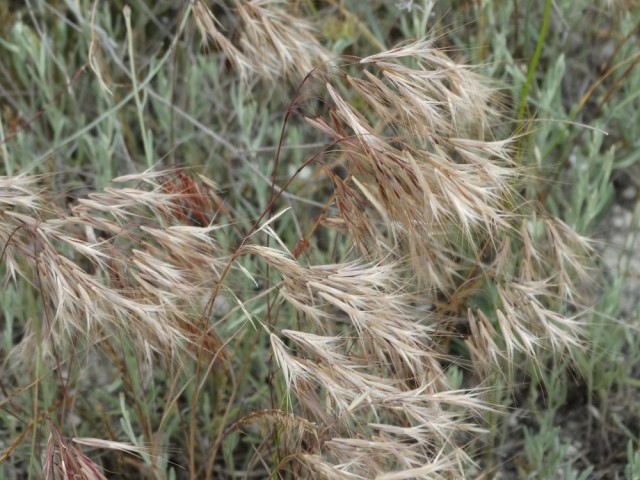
[247,240,493,476]
[44,420,108,480]
[1,170,231,365]
[193,0,329,82]
[0,19,600,477]
[303,42,522,295]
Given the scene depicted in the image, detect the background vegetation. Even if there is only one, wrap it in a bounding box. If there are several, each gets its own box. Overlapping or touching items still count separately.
[1,0,639,478]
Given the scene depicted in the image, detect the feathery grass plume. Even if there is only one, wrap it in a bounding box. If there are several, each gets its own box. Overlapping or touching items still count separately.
[239,243,491,477]
[43,418,150,480]
[242,40,594,475]
[224,408,319,475]
[192,0,330,81]
[0,24,598,479]
[44,419,108,480]
[0,169,231,365]
[0,173,46,282]
[240,245,447,383]
[298,39,595,372]
[461,219,594,376]
[305,40,519,293]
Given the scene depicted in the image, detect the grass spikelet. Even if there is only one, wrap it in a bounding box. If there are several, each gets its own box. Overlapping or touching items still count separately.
[192,0,329,82]
[240,242,492,477]
[302,41,521,293]
[1,170,230,365]
[44,419,109,480]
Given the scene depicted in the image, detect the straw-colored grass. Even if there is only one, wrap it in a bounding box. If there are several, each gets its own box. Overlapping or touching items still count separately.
[1,1,638,478]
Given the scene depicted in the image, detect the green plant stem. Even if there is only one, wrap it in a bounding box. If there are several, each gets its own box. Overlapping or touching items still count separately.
[124,5,153,168]
[0,114,10,175]
[517,0,552,122]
